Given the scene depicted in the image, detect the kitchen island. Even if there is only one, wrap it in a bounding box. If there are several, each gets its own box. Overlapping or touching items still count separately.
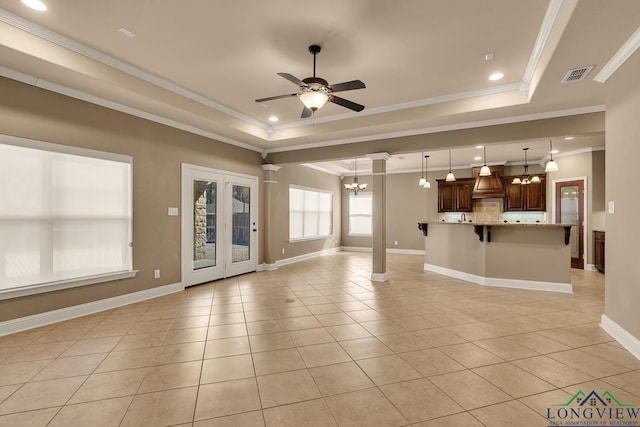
[418,221,573,293]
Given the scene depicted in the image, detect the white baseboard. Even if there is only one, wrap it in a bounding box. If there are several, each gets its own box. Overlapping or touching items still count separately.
[600,314,640,361]
[387,248,425,256]
[423,263,573,294]
[256,263,277,271]
[341,246,372,253]
[0,282,183,337]
[371,272,389,282]
[585,263,598,272]
[341,246,425,256]
[275,247,341,268]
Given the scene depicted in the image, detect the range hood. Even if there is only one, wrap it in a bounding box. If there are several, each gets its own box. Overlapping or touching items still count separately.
[471,166,505,199]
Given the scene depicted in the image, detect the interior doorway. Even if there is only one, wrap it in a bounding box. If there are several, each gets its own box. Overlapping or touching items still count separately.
[555,179,585,269]
[181,164,258,287]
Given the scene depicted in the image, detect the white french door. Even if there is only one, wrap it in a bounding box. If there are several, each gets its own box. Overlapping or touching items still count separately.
[181,164,258,287]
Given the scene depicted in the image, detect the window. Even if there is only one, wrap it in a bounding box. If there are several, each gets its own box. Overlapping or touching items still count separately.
[349,193,372,236]
[289,186,333,240]
[0,136,134,298]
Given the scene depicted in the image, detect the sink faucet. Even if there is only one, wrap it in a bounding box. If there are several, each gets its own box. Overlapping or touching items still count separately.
[461,213,466,222]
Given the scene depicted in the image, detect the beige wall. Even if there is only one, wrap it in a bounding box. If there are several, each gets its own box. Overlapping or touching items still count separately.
[0,77,264,321]
[266,165,342,263]
[604,49,640,340]
[545,150,606,264]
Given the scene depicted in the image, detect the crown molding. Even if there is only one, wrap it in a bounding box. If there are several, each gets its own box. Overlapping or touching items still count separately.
[594,25,640,83]
[263,105,606,154]
[0,8,267,130]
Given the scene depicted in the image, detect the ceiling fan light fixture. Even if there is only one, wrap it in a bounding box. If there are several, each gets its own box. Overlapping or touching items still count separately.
[299,91,329,111]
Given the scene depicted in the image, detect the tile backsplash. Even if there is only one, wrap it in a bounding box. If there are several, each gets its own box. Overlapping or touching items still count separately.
[438,199,547,223]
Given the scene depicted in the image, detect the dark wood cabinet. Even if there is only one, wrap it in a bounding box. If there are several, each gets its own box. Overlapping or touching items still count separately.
[437,179,473,212]
[594,231,605,273]
[503,177,546,211]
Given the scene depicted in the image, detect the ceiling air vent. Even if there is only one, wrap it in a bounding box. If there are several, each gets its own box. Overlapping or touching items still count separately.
[561,65,594,83]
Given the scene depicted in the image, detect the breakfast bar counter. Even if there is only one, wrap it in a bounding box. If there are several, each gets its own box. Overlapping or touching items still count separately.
[418,221,573,293]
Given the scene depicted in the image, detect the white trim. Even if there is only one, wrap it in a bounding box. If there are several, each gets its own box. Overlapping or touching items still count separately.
[273,83,522,131]
[256,263,278,272]
[261,164,282,172]
[0,271,138,301]
[263,105,606,154]
[366,153,392,161]
[585,263,598,272]
[0,282,183,337]
[387,248,425,256]
[371,272,389,282]
[289,235,335,243]
[423,263,573,293]
[550,176,588,268]
[275,247,341,268]
[0,134,132,164]
[521,0,565,91]
[594,25,640,83]
[340,247,425,256]
[263,180,278,184]
[600,314,640,361]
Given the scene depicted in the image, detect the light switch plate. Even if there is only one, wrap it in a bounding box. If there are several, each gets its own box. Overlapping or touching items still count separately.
[168,207,179,216]
[608,201,615,214]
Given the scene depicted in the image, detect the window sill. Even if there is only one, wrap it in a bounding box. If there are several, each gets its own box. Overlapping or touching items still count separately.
[0,270,138,301]
[289,235,335,243]
[348,233,373,237]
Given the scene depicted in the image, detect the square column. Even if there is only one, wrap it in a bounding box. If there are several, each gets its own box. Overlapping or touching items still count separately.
[367,152,391,282]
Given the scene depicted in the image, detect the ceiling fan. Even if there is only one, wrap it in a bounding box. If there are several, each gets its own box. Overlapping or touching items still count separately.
[255,44,366,118]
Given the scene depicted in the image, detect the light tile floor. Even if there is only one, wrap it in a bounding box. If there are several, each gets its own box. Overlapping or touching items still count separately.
[0,252,638,426]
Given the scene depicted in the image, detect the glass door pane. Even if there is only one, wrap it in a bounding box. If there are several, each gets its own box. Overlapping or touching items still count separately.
[560,185,579,259]
[231,184,250,263]
[193,180,216,270]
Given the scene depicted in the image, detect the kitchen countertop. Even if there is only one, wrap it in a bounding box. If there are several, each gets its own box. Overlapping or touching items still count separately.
[421,221,573,227]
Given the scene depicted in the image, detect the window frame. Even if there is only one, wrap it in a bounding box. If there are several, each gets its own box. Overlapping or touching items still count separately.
[348,193,373,237]
[0,134,136,301]
[288,185,334,242]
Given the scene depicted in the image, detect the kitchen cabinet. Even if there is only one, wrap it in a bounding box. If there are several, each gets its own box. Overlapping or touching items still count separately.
[503,177,546,211]
[437,179,473,212]
[594,231,605,273]
[471,166,505,199]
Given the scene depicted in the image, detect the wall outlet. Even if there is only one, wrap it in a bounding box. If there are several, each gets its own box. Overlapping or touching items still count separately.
[282,248,285,255]
[168,207,179,216]
[394,240,398,246]
[608,201,615,214]
[154,269,160,279]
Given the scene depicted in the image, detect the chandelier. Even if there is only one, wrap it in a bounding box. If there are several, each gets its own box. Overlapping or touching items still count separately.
[344,158,367,196]
[512,147,541,185]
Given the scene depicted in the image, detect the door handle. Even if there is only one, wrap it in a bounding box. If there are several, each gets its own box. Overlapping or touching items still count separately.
[253,229,257,232]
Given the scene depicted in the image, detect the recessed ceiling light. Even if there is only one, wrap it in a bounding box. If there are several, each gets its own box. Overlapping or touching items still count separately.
[118,27,136,38]
[564,136,574,140]
[475,145,484,149]
[474,156,482,161]
[21,0,46,11]
[268,116,279,123]
[485,52,495,61]
[550,149,559,154]
[489,72,504,81]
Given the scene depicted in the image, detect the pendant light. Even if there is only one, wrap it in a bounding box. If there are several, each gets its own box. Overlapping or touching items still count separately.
[479,146,491,176]
[445,149,456,182]
[344,158,367,196]
[423,155,431,189]
[545,139,559,172]
[418,152,427,186]
[512,148,540,185]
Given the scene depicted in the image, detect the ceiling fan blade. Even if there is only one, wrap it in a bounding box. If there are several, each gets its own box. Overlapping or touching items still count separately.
[255,93,298,103]
[301,107,313,118]
[330,96,365,112]
[328,80,366,93]
[278,73,308,87]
